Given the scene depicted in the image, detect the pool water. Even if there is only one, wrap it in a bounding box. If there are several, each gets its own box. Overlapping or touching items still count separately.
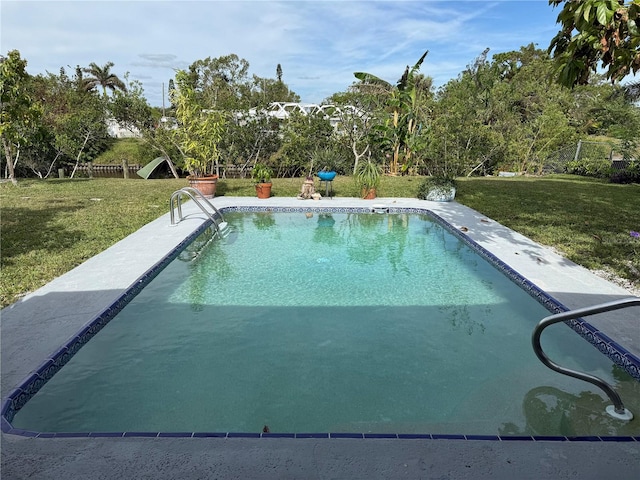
[12,211,640,436]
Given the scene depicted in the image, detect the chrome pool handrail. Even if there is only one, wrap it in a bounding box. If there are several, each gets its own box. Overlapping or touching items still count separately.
[169,187,227,236]
[532,297,639,421]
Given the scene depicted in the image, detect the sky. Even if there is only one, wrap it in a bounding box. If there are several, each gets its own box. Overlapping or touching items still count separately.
[2,0,565,107]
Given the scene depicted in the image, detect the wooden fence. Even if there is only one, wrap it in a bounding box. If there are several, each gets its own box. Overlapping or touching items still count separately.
[65,162,143,178]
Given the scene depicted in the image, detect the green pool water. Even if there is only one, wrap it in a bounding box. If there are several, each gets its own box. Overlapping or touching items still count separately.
[12,211,640,436]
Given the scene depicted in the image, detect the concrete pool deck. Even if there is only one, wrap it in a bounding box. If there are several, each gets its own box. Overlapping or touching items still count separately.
[1,196,639,479]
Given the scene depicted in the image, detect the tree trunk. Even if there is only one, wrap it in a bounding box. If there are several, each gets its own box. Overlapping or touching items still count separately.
[70,131,91,179]
[352,142,369,175]
[122,159,129,179]
[42,152,62,179]
[2,136,18,185]
[164,156,179,178]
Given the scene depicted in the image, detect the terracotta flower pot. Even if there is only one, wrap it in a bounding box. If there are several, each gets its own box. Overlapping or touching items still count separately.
[361,187,377,200]
[255,182,272,199]
[187,174,218,199]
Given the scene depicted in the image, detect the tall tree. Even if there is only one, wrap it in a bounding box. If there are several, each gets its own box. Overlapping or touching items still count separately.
[219,110,282,177]
[277,111,334,177]
[431,45,578,175]
[54,89,109,178]
[186,54,299,111]
[82,61,127,96]
[276,63,283,83]
[326,90,377,174]
[0,50,42,184]
[187,54,251,110]
[548,0,640,87]
[354,50,431,175]
[249,74,299,106]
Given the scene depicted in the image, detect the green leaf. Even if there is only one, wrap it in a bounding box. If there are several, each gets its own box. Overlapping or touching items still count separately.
[583,2,592,22]
[596,2,609,25]
[574,3,584,24]
[354,72,391,88]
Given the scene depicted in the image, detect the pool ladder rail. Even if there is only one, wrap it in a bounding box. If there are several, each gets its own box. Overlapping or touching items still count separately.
[169,187,230,238]
[532,297,640,421]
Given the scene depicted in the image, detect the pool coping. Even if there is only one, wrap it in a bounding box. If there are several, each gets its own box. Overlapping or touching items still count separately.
[2,196,639,478]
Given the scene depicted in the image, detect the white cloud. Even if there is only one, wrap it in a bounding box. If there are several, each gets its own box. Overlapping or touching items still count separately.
[2,1,562,105]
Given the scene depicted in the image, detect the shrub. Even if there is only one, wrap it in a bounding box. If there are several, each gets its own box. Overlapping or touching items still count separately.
[610,162,640,184]
[565,157,612,178]
[93,138,156,165]
[416,176,458,200]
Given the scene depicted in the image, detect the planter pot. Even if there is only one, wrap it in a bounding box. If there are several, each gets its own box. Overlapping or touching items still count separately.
[361,187,377,200]
[425,186,456,202]
[255,182,272,199]
[187,174,218,199]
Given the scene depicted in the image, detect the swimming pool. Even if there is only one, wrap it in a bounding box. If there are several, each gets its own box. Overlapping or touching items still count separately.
[3,206,639,438]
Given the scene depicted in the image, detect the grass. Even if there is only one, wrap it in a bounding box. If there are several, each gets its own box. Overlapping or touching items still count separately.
[1,174,638,307]
[92,138,158,166]
[0,177,184,307]
[456,175,640,285]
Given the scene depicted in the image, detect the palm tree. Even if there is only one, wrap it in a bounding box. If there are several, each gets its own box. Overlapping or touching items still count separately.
[82,61,127,96]
[622,81,640,103]
[354,50,429,175]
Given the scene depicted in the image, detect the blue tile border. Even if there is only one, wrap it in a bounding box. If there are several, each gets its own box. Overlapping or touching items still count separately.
[50,432,91,438]
[330,433,365,439]
[89,432,125,438]
[123,432,159,438]
[192,432,227,438]
[364,433,398,439]
[295,433,330,439]
[261,432,296,438]
[600,436,636,442]
[533,435,568,442]
[432,434,465,440]
[1,206,638,441]
[398,433,433,439]
[158,432,193,438]
[0,428,634,443]
[566,436,602,442]
[499,435,535,441]
[466,435,500,441]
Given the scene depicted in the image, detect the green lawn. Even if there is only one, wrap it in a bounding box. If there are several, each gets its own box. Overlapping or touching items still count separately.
[1,175,638,307]
[457,175,640,283]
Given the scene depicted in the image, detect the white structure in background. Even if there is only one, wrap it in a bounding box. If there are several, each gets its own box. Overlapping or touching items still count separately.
[243,102,367,130]
[158,116,178,129]
[106,117,141,138]
[107,102,366,137]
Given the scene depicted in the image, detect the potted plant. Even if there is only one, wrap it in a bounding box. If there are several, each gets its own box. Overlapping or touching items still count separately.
[252,163,273,199]
[184,159,220,198]
[417,175,457,202]
[172,70,225,198]
[355,159,382,199]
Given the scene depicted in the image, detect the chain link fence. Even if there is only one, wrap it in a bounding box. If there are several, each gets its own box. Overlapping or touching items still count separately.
[543,141,631,174]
